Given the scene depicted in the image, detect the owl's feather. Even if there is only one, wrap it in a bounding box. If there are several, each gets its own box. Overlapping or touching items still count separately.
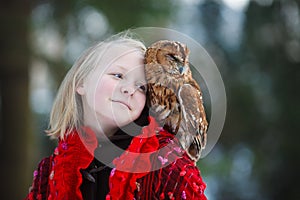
[178,84,207,159]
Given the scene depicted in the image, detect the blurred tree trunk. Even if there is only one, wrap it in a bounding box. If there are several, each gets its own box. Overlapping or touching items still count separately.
[0,0,33,199]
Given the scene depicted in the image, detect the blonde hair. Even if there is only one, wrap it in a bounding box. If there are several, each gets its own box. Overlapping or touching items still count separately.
[46,31,146,139]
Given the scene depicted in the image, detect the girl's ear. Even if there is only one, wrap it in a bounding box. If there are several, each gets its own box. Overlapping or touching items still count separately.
[76,86,85,95]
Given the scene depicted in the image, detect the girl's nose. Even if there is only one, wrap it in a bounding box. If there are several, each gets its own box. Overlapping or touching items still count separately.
[121,85,135,96]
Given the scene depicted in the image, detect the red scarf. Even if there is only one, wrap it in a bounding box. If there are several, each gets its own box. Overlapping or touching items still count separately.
[25,117,207,200]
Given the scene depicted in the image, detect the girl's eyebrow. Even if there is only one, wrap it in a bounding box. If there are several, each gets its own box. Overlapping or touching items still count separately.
[106,64,127,72]
[114,64,127,71]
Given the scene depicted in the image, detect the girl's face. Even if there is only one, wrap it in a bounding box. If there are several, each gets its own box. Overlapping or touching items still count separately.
[77,47,146,137]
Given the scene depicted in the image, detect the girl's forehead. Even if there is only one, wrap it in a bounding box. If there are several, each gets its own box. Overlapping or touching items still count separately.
[91,46,144,75]
[106,49,144,69]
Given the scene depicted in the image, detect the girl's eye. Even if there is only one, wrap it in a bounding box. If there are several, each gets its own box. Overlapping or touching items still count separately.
[137,83,147,92]
[111,73,123,79]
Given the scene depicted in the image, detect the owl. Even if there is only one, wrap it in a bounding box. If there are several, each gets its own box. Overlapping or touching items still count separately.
[145,40,208,161]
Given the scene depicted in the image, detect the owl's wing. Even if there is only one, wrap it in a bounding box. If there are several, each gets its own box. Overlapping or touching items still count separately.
[147,83,181,134]
[178,84,207,160]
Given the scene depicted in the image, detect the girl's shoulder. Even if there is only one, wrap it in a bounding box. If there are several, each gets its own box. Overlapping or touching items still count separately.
[25,129,98,200]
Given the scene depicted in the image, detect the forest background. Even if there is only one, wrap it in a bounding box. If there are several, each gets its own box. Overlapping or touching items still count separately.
[0,0,299,199]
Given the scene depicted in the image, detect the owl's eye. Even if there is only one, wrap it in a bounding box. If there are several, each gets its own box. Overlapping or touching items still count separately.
[166,54,179,62]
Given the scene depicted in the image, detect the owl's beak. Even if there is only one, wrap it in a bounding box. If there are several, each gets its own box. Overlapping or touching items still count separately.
[179,66,187,75]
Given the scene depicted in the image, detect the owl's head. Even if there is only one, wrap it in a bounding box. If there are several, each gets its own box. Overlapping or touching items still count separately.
[145,40,191,78]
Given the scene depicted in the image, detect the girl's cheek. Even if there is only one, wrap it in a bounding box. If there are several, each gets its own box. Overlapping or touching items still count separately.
[98,78,116,93]
[137,94,146,110]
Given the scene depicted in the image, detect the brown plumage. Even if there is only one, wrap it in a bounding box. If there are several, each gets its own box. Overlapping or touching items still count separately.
[145,40,208,161]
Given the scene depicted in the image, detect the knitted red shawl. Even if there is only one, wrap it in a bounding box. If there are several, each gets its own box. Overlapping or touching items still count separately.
[25,117,207,200]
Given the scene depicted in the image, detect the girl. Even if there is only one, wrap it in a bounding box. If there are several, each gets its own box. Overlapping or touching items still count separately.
[25,32,207,200]
[26,32,148,200]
